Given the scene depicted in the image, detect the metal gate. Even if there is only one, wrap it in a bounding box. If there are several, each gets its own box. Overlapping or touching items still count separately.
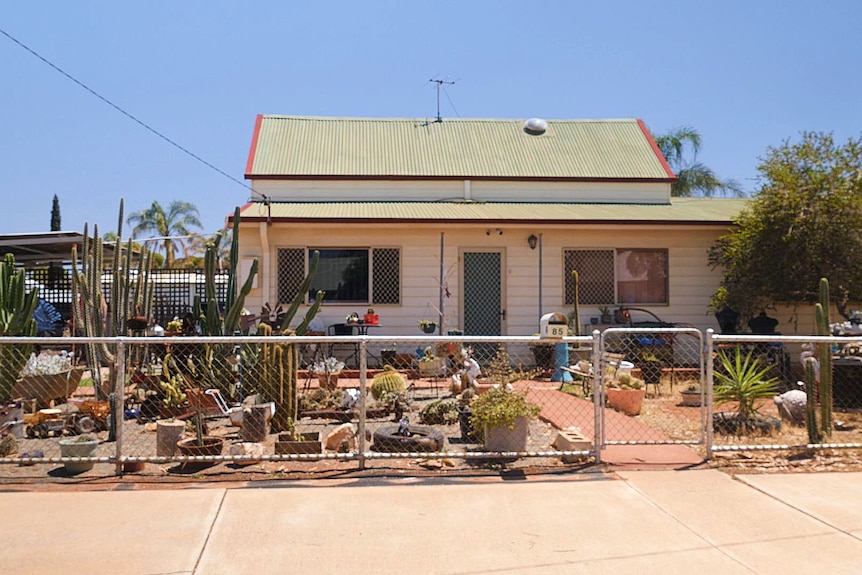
[597,327,707,453]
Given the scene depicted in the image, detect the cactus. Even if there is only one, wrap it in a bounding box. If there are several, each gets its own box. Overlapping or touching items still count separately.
[815,277,833,439]
[370,367,407,401]
[71,199,154,400]
[804,357,821,444]
[0,253,38,398]
[253,248,324,432]
[257,322,299,433]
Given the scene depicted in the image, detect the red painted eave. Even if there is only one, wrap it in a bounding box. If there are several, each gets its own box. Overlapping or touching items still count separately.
[637,119,678,181]
[244,115,264,177]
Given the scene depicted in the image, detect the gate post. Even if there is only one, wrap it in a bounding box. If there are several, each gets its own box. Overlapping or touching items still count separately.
[358,340,367,470]
[592,330,603,464]
[705,329,715,460]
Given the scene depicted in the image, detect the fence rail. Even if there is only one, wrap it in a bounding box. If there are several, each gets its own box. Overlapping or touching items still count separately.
[0,329,860,478]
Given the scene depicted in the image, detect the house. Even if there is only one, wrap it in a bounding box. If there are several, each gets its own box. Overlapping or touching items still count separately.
[233,115,747,338]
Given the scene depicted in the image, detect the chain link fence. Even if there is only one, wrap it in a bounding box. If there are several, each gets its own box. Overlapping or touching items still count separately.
[3,330,862,478]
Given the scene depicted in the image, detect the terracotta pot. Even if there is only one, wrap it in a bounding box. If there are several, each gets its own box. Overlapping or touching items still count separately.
[679,390,702,407]
[606,388,645,416]
[317,373,340,390]
[176,436,224,458]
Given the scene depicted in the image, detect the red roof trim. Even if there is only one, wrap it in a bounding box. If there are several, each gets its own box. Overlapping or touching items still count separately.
[244,115,264,176]
[637,119,677,180]
[226,202,255,226]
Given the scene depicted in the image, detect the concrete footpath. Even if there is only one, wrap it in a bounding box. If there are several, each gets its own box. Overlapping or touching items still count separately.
[2,469,861,574]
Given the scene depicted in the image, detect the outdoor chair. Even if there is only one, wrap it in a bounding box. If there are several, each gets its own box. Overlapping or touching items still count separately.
[327,323,360,369]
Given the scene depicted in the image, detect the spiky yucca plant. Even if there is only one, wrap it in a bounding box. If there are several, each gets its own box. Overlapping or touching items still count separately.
[714,348,778,422]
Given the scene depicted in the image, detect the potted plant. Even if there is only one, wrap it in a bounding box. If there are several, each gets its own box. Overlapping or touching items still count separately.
[176,411,224,460]
[418,346,444,377]
[58,434,99,473]
[606,373,645,416]
[310,357,345,390]
[679,382,702,407]
[419,320,438,334]
[364,307,379,325]
[469,386,541,452]
[275,418,322,455]
[598,306,612,324]
[165,318,184,336]
[157,373,189,419]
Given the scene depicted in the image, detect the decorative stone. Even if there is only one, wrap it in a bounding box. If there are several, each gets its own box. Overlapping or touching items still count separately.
[325,422,357,451]
[774,389,807,426]
[230,442,266,465]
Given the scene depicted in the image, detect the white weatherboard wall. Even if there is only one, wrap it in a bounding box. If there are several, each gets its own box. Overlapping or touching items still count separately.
[237,221,729,337]
[250,179,671,204]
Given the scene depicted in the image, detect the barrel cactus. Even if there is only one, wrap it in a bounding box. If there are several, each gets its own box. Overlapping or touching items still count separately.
[371,367,407,401]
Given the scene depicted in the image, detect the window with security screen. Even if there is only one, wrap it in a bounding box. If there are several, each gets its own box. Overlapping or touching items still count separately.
[564,248,668,305]
[565,249,615,305]
[277,248,306,304]
[278,247,400,305]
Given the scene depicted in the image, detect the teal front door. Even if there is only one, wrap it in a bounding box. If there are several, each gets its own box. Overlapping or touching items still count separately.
[463,250,504,337]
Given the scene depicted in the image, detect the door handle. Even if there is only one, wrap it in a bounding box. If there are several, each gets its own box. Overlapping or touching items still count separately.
[500,309,506,320]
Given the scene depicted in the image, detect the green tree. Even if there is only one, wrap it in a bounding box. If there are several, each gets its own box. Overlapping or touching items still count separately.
[654,127,743,197]
[709,132,862,317]
[50,194,61,231]
[126,200,202,268]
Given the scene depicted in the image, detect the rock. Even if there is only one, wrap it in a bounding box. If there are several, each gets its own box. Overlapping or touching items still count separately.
[774,390,807,426]
[229,442,266,465]
[325,422,357,451]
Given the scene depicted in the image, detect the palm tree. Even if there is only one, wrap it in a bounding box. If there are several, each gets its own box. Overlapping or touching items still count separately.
[653,127,744,197]
[127,201,202,267]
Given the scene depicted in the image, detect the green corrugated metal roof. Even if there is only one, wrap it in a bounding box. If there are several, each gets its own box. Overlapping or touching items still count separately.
[238,198,746,224]
[246,116,674,180]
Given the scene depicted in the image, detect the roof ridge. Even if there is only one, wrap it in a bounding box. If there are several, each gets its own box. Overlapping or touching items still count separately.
[262,115,639,123]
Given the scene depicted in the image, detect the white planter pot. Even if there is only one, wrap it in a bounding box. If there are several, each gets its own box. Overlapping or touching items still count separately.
[58,437,99,473]
[484,416,530,452]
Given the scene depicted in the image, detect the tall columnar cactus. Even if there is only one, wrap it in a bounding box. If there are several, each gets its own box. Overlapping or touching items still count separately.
[571,270,580,337]
[255,251,325,432]
[815,277,833,439]
[72,199,154,399]
[803,357,821,444]
[0,253,38,398]
[197,209,258,337]
[257,322,299,433]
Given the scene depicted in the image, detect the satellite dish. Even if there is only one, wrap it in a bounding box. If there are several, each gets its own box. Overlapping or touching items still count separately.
[524,118,548,135]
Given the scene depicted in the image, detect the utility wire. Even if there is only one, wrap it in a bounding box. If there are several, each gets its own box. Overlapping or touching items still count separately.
[0,26,267,201]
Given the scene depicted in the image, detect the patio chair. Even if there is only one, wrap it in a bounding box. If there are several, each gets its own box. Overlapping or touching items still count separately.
[328,323,360,369]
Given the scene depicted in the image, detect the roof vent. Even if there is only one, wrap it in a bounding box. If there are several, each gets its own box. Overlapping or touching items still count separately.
[523,117,548,135]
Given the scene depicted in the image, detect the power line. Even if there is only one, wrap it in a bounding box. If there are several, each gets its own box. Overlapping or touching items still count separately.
[0,26,267,202]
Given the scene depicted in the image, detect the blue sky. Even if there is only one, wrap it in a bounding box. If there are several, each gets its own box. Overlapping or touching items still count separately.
[2,1,861,238]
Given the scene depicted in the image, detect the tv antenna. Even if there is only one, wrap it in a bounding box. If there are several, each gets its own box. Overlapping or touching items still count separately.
[429,77,456,122]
